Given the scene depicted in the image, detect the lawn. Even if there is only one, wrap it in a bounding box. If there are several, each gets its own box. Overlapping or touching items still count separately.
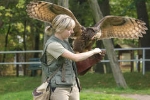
[0,72,150,100]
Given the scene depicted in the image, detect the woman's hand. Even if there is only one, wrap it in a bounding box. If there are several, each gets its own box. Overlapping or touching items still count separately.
[92,48,102,54]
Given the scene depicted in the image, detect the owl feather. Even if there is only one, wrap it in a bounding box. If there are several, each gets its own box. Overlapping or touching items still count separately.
[26,1,148,53]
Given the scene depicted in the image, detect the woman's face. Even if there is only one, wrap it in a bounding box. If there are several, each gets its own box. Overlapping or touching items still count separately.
[60,28,74,39]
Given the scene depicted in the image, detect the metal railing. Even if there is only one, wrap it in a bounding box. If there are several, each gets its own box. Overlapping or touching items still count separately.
[0,50,42,65]
[100,47,150,75]
[0,47,150,75]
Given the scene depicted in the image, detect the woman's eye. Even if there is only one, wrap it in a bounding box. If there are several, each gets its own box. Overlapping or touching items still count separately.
[68,29,72,31]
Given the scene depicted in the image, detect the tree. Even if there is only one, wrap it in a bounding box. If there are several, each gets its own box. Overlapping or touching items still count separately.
[88,0,128,88]
[135,0,150,71]
[95,0,112,73]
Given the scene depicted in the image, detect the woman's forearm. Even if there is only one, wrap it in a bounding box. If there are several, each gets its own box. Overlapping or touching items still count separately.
[61,48,102,62]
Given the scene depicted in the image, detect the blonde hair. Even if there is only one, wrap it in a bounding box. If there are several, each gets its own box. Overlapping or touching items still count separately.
[45,14,75,35]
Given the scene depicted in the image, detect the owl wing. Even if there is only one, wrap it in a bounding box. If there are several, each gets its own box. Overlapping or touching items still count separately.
[93,15,148,40]
[26,1,82,37]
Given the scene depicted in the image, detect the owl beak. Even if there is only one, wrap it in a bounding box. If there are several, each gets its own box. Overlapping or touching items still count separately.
[92,27,99,33]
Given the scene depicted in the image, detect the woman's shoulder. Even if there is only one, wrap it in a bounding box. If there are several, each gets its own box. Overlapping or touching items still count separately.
[48,42,62,46]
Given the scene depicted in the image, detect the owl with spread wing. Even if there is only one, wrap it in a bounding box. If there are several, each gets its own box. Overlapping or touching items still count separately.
[26,1,147,53]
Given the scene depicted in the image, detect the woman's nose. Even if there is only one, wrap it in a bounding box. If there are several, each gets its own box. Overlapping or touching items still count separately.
[71,29,74,33]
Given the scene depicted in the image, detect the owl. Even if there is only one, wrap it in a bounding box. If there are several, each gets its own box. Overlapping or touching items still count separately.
[26,1,147,53]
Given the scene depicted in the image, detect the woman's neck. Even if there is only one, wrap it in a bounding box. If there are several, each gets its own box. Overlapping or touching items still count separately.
[54,33,63,41]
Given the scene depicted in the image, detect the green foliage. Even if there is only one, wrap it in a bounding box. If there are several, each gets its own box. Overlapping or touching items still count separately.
[109,0,146,47]
[16,0,26,8]
[0,6,5,10]
[0,0,149,73]
[69,0,94,26]
[0,0,44,51]
[146,0,150,25]
[69,0,150,47]
[0,0,149,51]
[114,39,139,47]
[110,0,137,17]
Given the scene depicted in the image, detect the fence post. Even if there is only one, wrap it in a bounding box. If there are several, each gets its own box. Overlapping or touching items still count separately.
[16,53,19,77]
[135,55,138,72]
[142,48,145,75]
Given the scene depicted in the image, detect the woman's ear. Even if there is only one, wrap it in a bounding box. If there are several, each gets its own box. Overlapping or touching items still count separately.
[45,25,53,36]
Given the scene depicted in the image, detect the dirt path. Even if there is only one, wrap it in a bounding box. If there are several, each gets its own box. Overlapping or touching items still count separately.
[120,94,150,100]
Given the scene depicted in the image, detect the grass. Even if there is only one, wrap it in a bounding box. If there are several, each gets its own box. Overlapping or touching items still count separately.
[79,72,150,94]
[0,91,32,100]
[0,90,132,100]
[0,72,150,100]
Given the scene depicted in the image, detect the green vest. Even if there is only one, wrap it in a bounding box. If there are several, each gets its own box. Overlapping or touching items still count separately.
[41,35,77,87]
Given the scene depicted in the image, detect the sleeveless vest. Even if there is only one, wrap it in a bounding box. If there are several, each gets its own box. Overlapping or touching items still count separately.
[41,35,77,87]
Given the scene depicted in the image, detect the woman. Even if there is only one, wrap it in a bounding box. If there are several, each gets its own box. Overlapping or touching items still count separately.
[43,14,102,100]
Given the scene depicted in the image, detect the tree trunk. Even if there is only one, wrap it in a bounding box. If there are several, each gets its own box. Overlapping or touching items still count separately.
[0,20,3,28]
[34,23,41,58]
[23,20,27,75]
[95,41,104,73]
[88,0,128,88]
[2,23,10,63]
[95,0,112,74]
[135,0,150,71]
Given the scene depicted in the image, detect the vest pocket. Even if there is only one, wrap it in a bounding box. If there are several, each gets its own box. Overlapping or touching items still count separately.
[55,75,74,86]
